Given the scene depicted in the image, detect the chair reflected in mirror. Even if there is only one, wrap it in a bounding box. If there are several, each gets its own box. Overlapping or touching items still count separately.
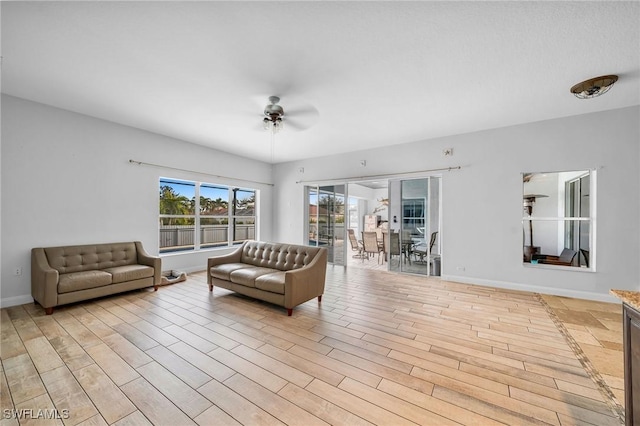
[532,248,577,266]
[580,249,590,268]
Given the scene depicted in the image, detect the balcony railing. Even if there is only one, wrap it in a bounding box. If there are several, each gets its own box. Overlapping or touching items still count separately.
[159,224,255,253]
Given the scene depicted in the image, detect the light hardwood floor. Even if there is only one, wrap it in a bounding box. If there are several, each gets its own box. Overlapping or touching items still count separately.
[0,267,625,425]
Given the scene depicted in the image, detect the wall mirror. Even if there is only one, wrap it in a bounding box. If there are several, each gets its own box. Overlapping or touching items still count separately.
[522,170,593,269]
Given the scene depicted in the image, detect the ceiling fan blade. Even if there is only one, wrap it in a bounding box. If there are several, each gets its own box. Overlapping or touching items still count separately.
[237,51,312,99]
[287,104,319,117]
[285,104,319,131]
[285,119,311,132]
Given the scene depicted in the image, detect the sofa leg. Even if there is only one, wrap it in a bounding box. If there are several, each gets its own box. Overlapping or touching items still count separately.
[154,285,158,291]
[287,308,293,316]
[45,307,54,315]
[318,295,322,303]
[209,284,213,292]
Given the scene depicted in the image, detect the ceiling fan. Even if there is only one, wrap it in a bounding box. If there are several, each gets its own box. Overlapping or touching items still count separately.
[263,96,284,133]
[260,95,318,133]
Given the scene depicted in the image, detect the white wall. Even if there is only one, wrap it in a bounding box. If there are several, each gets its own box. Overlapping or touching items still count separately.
[371,188,389,222]
[347,184,389,228]
[273,106,640,302]
[345,183,371,233]
[1,95,273,307]
[346,182,372,200]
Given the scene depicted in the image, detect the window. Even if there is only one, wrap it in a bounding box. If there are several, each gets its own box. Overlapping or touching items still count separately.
[199,184,230,249]
[159,178,257,254]
[159,179,196,252]
[522,170,594,269]
[347,197,359,236]
[232,188,256,244]
[402,198,425,239]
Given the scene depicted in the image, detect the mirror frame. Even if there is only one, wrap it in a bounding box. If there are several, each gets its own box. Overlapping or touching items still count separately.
[522,170,595,271]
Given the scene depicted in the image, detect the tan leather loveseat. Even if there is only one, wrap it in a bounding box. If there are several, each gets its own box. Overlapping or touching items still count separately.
[207,241,328,316]
[31,241,161,314]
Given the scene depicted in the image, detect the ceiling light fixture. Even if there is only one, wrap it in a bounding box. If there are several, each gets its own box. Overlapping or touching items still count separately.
[570,75,618,99]
[263,96,284,133]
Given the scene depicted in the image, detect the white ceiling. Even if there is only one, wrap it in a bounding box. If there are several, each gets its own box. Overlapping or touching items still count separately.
[2,1,639,164]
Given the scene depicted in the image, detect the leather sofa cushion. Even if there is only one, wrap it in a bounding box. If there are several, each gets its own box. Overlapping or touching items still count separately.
[58,270,112,293]
[240,242,322,271]
[255,272,286,294]
[44,242,138,274]
[210,263,255,281]
[229,267,278,287]
[103,265,154,284]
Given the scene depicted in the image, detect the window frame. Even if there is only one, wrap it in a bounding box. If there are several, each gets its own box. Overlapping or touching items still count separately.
[402,198,426,239]
[159,178,257,254]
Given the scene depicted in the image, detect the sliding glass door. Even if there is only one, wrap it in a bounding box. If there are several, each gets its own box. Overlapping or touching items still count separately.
[388,177,441,276]
[306,185,346,265]
[305,177,441,273]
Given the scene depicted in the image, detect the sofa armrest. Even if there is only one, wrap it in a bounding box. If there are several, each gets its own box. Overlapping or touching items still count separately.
[284,248,328,309]
[135,241,162,285]
[31,248,59,309]
[207,243,245,284]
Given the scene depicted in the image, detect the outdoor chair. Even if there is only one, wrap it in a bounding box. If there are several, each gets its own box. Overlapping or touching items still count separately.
[414,231,438,263]
[348,229,365,259]
[362,231,383,264]
[388,232,400,265]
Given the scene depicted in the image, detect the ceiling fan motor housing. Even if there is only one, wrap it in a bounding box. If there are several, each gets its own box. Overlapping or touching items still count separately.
[264,103,284,120]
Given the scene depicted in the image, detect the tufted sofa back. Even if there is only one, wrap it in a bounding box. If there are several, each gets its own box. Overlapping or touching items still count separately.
[44,242,139,274]
[240,241,322,271]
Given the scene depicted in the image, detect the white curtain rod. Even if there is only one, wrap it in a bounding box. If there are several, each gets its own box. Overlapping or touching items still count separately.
[128,159,274,187]
[295,166,462,185]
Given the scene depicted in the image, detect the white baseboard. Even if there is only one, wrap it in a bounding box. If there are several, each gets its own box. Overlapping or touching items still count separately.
[182,266,208,274]
[1,294,33,309]
[441,274,620,304]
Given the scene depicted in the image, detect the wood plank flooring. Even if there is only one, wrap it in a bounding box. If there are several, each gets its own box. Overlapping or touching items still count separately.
[0,266,624,425]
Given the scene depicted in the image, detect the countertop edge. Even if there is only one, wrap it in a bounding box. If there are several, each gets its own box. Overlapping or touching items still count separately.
[611,289,640,311]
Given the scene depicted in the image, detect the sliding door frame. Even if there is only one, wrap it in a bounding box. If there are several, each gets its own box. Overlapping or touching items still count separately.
[304,184,348,266]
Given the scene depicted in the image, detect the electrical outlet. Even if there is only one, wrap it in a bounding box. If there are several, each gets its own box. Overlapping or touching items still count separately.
[14,267,23,276]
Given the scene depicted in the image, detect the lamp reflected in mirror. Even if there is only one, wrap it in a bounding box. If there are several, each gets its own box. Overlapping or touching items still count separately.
[523,194,547,261]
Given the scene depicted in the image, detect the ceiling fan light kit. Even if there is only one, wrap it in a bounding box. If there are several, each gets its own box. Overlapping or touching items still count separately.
[263,96,284,133]
[570,75,618,99]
